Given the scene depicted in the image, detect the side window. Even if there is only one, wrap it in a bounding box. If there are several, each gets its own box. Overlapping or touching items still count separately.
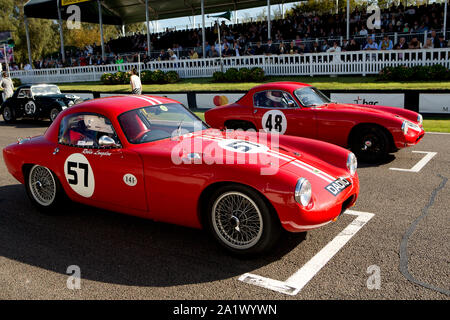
[17,89,30,99]
[253,90,298,108]
[58,113,120,148]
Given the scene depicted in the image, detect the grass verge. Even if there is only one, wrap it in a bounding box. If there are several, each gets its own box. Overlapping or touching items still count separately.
[58,76,450,92]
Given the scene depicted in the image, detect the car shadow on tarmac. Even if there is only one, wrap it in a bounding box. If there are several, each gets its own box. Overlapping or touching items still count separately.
[0,119,51,129]
[357,154,396,168]
[0,184,306,287]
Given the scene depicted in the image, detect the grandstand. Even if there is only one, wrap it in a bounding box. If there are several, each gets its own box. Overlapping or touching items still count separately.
[7,0,450,82]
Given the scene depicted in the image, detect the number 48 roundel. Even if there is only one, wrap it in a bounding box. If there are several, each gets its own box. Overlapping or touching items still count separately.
[261,110,287,134]
[64,153,95,198]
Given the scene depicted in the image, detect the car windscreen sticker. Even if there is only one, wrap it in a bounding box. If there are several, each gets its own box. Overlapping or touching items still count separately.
[64,153,95,198]
[261,110,287,134]
[218,139,269,154]
[160,105,168,112]
[325,178,351,196]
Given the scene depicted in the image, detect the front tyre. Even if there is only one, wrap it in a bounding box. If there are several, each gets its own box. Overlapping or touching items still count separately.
[25,165,65,214]
[49,107,61,122]
[206,185,280,255]
[350,126,390,163]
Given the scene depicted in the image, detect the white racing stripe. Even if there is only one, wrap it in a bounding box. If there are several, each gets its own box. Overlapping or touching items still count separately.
[131,95,163,106]
[202,134,336,183]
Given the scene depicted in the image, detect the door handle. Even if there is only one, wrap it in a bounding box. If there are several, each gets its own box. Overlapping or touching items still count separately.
[253,109,258,114]
[53,147,59,155]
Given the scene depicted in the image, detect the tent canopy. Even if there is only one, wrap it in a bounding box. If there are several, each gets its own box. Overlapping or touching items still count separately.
[24,0,297,25]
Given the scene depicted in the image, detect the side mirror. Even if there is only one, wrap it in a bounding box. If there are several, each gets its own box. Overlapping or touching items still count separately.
[99,135,119,148]
[287,100,296,108]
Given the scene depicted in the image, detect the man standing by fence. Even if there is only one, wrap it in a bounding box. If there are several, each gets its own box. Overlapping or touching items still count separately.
[130,68,142,95]
[0,72,14,103]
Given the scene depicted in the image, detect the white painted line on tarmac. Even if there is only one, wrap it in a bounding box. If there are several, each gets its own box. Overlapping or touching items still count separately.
[427,132,450,135]
[390,151,437,173]
[238,210,375,296]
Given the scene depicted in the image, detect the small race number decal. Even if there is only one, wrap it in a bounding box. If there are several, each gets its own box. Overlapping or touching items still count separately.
[123,173,137,187]
[218,139,269,154]
[64,153,95,198]
[261,110,287,134]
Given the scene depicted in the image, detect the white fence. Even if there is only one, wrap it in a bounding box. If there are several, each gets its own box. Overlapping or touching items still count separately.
[10,48,450,84]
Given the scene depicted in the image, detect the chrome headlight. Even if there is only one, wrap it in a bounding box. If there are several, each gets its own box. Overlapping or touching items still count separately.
[401,121,409,134]
[295,178,312,207]
[347,152,357,175]
[68,100,74,107]
[417,114,423,125]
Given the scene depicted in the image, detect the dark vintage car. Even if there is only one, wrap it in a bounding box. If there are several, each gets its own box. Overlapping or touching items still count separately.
[1,84,82,123]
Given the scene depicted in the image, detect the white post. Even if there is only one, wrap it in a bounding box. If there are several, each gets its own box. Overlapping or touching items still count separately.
[57,1,65,63]
[24,16,33,66]
[201,0,206,58]
[444,0,448,40]
[346,0,350,40]
[217,19,222,58]
[145,0,151,56]
[97,0,105,61]
[267,0,271,40]
[3,45,10,74]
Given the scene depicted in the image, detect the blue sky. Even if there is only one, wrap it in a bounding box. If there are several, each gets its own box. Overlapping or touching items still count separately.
[153,3,297,32]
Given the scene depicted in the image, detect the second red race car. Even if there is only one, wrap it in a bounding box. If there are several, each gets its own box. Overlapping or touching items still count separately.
[3,95,359,255]
[205,82,425,162]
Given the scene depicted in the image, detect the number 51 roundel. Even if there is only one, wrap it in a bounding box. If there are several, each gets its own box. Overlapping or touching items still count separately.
[261,110,287,134]
[64,153,95,198]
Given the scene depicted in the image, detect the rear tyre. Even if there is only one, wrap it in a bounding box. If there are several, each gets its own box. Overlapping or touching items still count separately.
[206,184,280,256]
[350,126,390,163]
[2,106,16,123]
[25,165,66,215]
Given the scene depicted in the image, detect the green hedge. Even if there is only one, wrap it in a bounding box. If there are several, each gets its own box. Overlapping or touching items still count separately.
[213,67,265,83]
[101,70,180,85]
[12,78,22,87]
[378,64,450,81]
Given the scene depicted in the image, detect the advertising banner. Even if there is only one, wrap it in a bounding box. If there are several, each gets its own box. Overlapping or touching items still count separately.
[330,93,404,108]
[196,93,245,109]
[419,94,450,114]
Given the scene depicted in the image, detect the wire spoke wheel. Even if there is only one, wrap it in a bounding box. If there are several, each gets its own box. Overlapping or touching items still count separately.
[212,191,263,250]
[28,165,56,207]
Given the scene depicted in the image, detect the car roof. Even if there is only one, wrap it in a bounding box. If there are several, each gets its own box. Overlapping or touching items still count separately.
[65,95,182,118]
[250,82,312,92]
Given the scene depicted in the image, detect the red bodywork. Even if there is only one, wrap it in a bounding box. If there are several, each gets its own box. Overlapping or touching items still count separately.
[3,95,359,233]
[205,82,425,151]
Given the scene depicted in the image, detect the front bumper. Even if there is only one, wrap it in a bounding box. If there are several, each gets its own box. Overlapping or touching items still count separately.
[280,174,360,233]
[395,127,425,149]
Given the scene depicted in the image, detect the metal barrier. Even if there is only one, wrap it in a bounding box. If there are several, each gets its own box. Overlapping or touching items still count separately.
[10,48,450,84]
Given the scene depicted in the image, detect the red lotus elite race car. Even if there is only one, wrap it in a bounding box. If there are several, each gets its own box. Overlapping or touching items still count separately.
[3,95,359,255]
[205,82,425,162]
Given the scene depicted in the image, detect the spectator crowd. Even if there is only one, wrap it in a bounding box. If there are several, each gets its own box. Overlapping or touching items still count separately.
[10,2,450,70]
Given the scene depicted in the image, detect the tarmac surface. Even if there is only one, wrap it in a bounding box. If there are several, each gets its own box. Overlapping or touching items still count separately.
[0,120,448,300]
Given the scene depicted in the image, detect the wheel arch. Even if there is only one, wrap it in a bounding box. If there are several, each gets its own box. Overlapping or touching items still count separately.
[347,122,396,152]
